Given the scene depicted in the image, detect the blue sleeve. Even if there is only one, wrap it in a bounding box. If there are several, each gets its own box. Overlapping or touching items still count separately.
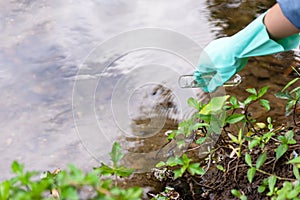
[277,0,300,29]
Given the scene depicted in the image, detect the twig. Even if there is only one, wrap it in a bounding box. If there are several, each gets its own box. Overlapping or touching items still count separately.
[256,168,296,181]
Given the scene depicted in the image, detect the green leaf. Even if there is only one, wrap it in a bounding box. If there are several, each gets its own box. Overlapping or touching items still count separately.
[0,181,10,200]
[243,95,257,106]
[115,166,134,177]
[259,99,270,111]
[61,187,79,200]
[258,185,266,193]
[249,138,261,150]
[268,175,277,194]
[231,189,242,197]
[287,157,300,164]
[188,163,205,176]
[246,88,257,95]
[166,156,183,167]
[229,96,239,108]
[196,137,206,144]
[191,123,209,131]
[226,114,245,124]
[285,130,297,144]
[275,92,292,100]
[293,165,300,180]
[110,142,124,167]
[247,167,256,183]
[181,154,191,165]
[98,163,114,176]
[275,144,288,160]
[216,164,226,172]
[173,168,185,179]
[287,190,300,199]
[228,133,238,144]
[240,195,248,200]
[187,97,200,110]
[11,161,24,175]
[256,151,267,169]
[282,77,299,92]
[245,153,252,167]
[257,86,269,98]
[200,95,229,115]
[155,161,166,168]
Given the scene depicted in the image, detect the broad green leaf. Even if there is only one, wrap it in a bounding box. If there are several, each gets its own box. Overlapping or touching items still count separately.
[259,99,270,111]
[258,185,266,193]
[287,190,300,199]
[286,99,297,115]
[181,154,191,165]
[256,151,267,169]
[98,163,114,176]
[61,187,79,200]
[110,142,123,167]
[173,168,185,179]
[115,166,134,177]
[226,114,245,124]
[247,167,256,183]
[122,187,143,200]
[246,88,257,95]
[285,130,297,144]
[11,161,24,175]
[187,97,200,110]
[249,138,261,150]
[274,92,292,100]
[268,175,277,194]
[188,163,205,175]
[228,133,238,144]
[287,157,300,164]
[166,156,183,167]
[257,86,269,98]
[275,144,288,160]
[281,77,299,92]
[229,96,238,107]
[243,95,257,106]
[200,95,229,115]
[231,189,242,197]
[155,161,166,168]
[0,181,10,199]
[245,153,252,167]
[240,195,247,200]
[293,165,300,180]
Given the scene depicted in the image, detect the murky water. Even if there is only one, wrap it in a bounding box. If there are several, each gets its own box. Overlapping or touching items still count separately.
[1,0,299,180]
[0,0,214,180]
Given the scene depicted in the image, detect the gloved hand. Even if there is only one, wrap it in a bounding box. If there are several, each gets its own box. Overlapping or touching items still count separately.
[194,12,300,93]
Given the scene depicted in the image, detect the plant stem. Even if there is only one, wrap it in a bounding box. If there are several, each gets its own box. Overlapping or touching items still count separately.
[256,168,296,181]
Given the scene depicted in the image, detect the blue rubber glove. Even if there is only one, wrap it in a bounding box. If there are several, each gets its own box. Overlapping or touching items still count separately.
[194,12,300,92]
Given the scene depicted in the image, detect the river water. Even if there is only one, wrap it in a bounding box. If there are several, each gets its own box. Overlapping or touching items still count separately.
[0,0,299,180]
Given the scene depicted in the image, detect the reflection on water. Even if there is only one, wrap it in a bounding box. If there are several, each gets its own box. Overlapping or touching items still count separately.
[0,0,212,180]
[0,0,299,179]
[207,0,276,37]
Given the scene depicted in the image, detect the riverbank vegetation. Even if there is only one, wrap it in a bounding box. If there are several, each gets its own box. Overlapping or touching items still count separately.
[1,75,300,200]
